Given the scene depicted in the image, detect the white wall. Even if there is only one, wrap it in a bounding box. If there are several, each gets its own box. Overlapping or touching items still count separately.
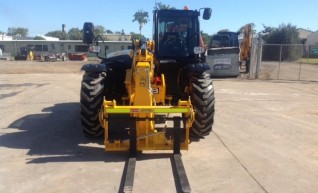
[307,31,318,45]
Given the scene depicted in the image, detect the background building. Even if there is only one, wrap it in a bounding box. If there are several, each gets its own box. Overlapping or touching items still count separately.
[0,39,132,59]
[307,31,318,45]
[297,28,312,44]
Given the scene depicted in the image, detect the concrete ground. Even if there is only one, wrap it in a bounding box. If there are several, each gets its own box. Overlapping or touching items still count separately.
[0,63,318,192]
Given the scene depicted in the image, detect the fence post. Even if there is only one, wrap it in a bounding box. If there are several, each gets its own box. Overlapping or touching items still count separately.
[298,45,304,81]
[277,45,282,80]
[42,42,44,60]
[249,37,255,79]
[255,34,263,79]
[14,41,17,58]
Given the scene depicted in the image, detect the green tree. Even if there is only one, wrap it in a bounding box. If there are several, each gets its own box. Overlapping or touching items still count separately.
[262,23,300,61]
[45,30,69,40]
[106,30,113,34]
[218,29,230,33]
[68,28,82,40]
[7,27,29,36]
[33,36,45,40]
[94,25,106,36]
[201,31,211,46]
[262,24,274,33]
[263,23,299,44]
[154,2,176,10]
[132,10,149,35]
[130,32,146,41]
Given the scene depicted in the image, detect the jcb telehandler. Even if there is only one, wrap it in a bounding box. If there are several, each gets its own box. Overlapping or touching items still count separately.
[80,7,214,192]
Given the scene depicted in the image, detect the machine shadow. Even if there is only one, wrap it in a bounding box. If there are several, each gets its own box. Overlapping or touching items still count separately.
[1,102,128,164]
[1,102,184,164]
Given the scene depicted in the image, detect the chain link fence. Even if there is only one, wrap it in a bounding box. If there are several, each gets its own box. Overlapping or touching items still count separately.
[251,40,318,81]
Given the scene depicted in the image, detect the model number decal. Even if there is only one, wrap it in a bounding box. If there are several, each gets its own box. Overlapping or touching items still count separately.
[214,64,231,70]
[152,88,159,94]
[214,58,231,65]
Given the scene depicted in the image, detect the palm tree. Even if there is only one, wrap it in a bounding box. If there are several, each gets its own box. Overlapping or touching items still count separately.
[154,2,176,10]
[132,10,149,35]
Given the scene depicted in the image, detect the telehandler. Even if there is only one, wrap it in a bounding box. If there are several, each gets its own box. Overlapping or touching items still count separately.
[80,7,214,192]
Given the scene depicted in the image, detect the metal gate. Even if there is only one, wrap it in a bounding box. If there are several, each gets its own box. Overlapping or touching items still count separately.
[249,36,318,81]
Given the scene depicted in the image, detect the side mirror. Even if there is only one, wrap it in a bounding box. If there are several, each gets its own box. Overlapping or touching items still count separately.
[83,22,95,44]
[203,8,212,20]
[194,46,205,54]
[88,45,101,53]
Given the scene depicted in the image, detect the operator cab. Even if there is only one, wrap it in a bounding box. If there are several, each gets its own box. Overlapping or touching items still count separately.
[154,8,211,62]
[210,32,239,48]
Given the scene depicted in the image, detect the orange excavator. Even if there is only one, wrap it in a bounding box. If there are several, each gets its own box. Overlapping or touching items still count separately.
[239,24,252,73]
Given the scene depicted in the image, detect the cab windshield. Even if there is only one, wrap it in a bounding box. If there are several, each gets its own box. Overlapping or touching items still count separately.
[157,16,198,58]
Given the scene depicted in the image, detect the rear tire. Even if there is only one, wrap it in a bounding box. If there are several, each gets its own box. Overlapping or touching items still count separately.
[190,72,215,137]
[80,71,106,138]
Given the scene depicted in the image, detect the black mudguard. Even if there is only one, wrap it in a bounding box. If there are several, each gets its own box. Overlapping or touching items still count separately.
[185,63,213,75]
[81,63,108,73]
[81,50,133,73]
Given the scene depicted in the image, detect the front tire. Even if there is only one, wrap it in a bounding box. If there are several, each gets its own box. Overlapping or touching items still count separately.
[190,72,215,137]
[80,72,106,138]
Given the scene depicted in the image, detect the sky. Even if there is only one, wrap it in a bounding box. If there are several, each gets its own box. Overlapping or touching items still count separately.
[1,0,317,38]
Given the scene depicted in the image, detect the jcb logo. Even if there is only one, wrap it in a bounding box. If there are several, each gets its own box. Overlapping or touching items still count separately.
[139,76,146,87]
